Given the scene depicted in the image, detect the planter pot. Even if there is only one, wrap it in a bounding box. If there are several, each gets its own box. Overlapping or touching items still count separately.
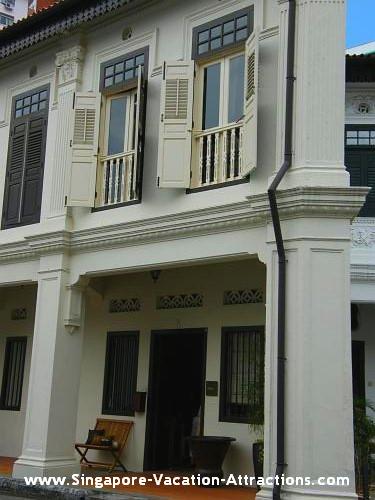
[187,436,236,486]
[253,441,264,490]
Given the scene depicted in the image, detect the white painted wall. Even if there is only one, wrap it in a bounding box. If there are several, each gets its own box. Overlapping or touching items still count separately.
[0,0,279,246]
[76,259,266,476]
[0,285,36,457]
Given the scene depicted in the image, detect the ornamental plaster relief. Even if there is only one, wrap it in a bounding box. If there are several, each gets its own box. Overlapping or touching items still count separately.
[55,45,85,87]
[346,93,375,117]
[351,218,375,248]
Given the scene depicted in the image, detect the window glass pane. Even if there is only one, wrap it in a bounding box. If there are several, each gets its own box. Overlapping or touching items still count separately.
[236,28,248,41]
[108,97,127,156]
[115,62,124,73]
[104,76,113,88]
[135,54,144,66]
[223,20,234,34]
[211,25,222,39]
[198,30,209,43]
[105,66,114,77]
[223,33,234,46]
[228,54,245,123]
[236,15,248,29]
[125,59,134,69]
[198,42,209,55]
[203,63,221,129]
[210,38,221,50]
[125,70,134,80]
[347,131,357,138]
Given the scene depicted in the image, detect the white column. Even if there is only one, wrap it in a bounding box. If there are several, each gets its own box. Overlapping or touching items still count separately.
[254,187,367,500]
[13,255,86,478]
[276,0,349,188]
[48,46,84,219]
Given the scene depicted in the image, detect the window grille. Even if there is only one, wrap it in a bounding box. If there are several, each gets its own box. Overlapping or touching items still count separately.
[102,332,139,416]
[0,337,27,411]
[220,326,264,423]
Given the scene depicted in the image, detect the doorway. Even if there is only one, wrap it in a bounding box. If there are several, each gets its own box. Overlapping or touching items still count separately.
[144,329,207,471]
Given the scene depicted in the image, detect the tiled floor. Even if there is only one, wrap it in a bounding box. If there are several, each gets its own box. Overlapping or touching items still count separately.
[0,457,256,499]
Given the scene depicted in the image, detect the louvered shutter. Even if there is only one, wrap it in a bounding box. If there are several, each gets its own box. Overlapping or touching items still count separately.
[241,29,259,177]
[2,115,47,229]
[2,121,27,228]
[66,92,100,207]
[20,116,47,224]
[133,67,146,199]
[363,152,375,217]
[157,61,194,188]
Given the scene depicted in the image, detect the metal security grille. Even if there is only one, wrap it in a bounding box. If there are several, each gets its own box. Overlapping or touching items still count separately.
[0,337,27,411]
[102,332,139,416]
[220,326,264,423]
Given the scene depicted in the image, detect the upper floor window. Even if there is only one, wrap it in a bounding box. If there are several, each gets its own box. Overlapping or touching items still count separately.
[0,13,13,27]
[2,86,49,230]
[65,48,148,210]
[192,8,252,59]
[345,125,375,217]
[157,6,258,191]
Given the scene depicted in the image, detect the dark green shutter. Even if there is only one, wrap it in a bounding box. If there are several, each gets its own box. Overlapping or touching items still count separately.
[2,88,48,229]
[345,149,375,217]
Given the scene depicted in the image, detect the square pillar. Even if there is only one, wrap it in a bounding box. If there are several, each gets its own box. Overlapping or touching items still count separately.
[254,187,367,500]
[13,255,85,478]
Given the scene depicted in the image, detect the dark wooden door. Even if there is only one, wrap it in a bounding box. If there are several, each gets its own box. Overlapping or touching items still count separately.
[352,340,365,401]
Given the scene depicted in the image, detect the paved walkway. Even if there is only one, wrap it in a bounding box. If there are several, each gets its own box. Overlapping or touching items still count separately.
[0,457,256,500]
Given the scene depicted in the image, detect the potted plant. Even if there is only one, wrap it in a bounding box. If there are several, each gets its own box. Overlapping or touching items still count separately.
[353,399,375,500]
[249,408,264,489]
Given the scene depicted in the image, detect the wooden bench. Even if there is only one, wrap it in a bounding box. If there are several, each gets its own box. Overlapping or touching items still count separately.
[75,418,133,472]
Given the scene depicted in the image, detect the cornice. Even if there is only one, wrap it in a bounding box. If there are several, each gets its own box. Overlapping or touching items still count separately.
[0,187,369,265]
[0,201,259,263]
[249,186,369,220]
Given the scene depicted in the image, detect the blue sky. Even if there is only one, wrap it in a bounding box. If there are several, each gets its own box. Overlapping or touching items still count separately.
[347,0,375,48]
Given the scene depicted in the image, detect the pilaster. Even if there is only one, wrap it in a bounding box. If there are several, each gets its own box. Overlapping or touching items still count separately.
[13,255,87,478]
[48,46,85,219]
[275,0,349,188]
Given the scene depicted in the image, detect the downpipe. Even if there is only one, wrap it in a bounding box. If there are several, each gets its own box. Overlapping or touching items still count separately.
[267,1,296,499]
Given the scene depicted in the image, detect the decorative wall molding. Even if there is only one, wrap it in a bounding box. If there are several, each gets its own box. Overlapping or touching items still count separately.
[0,188,370,268]
[351,218,375,248]
[11,308,27,320]
[224,289,263,305]
[345,93,375,117]
[157,293,203,310]
[109,298,141,313]
[55,45,85,87]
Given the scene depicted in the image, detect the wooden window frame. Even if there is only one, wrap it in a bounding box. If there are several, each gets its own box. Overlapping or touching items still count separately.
[192,6,253,61]
[219,326,265,424]
[99,47,149,94]
[1,84,49,230]
[0,336,27,412]
[102,331,139,417]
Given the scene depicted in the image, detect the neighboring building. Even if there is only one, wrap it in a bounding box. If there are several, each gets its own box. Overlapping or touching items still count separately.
[345,45,375,416]
[0,0,27,28]
[0,1,369,500]
[27,0,57,15]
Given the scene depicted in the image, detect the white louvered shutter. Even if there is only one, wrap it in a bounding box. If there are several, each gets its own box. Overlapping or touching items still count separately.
[241,29,259,177]
[66,92,101,207]
[157,61,194,188]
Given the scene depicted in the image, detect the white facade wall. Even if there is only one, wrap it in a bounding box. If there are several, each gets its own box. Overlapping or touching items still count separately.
[76,260,266,475]
[0,1,368,498]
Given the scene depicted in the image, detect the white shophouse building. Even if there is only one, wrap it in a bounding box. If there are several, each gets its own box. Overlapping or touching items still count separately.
[0,1,371,500]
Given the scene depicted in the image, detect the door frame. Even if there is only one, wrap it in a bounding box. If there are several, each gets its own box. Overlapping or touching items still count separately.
[143,328,207,470]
